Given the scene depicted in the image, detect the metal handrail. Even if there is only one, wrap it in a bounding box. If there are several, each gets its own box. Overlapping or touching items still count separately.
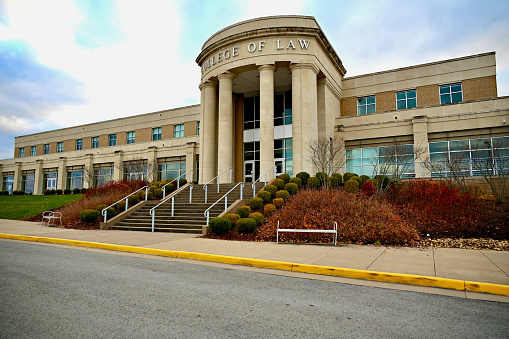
[252,163,276,197]
[203,167,233,203]
[204,182,244,226]
[101,186,149,223]
[149,183,193,232]
[162,170,194,198]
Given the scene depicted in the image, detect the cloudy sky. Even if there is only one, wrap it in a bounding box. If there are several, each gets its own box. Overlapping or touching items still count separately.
[1,0,508,159]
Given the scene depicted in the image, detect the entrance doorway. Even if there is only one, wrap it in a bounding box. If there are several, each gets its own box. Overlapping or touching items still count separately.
[244,161,255,182]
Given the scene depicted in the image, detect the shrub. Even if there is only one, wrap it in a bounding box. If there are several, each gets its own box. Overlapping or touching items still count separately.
[149,185,158,193]
[278,173,290,184]
[257,190,272,203]
[275,190,290,201]
[178,178,187,187]
[343,172,358,182]
[361,181,376,196]
[43,189,50,195]
[307,177,321,189]
[154,188,163,199]
[116,200,126,211]
[137,190,146,200]
[289,177,302,189]
[248,212,264,226]
[272,179,285,190]
[147,191,154,200]
[273,198,284,209]
[80,188,87,194]
[209,217,232,235]
[2,191,9,195]
[285,183,298,195]
[50,189,56,195]
[96,204,108,212]
[263,184,278,197]
[374,175,390,189]
[332,173,343,183]
[64,189,72,195]
[56,189,63,195]
[296,172,310,185]
[350,176,362,185]
[12,190,25,195]
[128,195,140,206]
[225,213,240,225]
[164,183,175,194]
[264,204,276,215]
[237,205,251,218]
[366,178,377,186]
[236,218,257,234]
[360,175,370,184]
[344,180,360,193]
[329,176,341,188]
[80,209,100,224]
[97,206,115,220]
[316,172,328,184]
[249,197,264,211]
[72,188,81,194]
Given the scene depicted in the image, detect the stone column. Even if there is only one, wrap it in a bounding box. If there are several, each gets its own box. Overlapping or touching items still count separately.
[34,159,44,195]
[84,154,94,188]
[186,142,197,183]
[217,72,236,181]
[412,116,430,178]
[258,64,276,181]
[113,150,123,180]
[13,162,21,191]
[290,63,319,175]
[147,146,158,183]
[57,157,67,190]
[200,80,218,183]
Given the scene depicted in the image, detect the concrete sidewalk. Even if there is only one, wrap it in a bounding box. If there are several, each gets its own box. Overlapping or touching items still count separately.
[1,219,508,301]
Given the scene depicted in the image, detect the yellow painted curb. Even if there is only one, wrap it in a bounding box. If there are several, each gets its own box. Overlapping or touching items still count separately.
[1,233,508,296]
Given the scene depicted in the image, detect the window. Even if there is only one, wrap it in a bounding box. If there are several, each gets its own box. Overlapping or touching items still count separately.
[127,131,135,144]
[174,124,184,138]
[440,83,463,104]
[92,137,99,148]
[2,173,14,194]
[152,128,162,141]
[346,144,415,178]
[76,139,83,150]
[108,134,116,146]
[274,138,293,176]
[197,122,200,135]
[396,90,417,110]
[43,144,50,154]
[157,158,186,181]
[57,142,63,153]
[357,96,376,115]
[93,163,114,187]
[243,96,260,130]
[21,170,35,194]
[66,166,84,190]
[123,160,148,181]
[43,169,58,190]
[274,90,292,126]
[31,146,37,156]
[18,148,24,157]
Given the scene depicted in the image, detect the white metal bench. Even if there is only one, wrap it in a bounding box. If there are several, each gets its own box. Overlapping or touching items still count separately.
[42,211,62,227]
[277,220,337,245]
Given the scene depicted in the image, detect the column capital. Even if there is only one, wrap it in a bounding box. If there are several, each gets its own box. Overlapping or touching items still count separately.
[217,71,237,81]
[199,80,218,91]
[412,115,428,124]
[289,62,320,75]
[257,64,276,72]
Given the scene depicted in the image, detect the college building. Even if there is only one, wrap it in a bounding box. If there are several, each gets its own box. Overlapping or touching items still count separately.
[1,15,508,195]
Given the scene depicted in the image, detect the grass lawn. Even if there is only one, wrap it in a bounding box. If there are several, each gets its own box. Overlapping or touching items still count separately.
[0,194,83,220]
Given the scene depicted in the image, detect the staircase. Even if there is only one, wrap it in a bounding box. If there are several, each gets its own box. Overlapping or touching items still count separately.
[109,182,265,233]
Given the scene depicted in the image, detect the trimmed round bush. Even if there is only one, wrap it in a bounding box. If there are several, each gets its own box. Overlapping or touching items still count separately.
[350,176,362,185]
[149,185,158,193]
[178,178,187,187]
[209,217,232,235]
[278,173,290,184]
[64,189,71,195]
[289,177,302,189]
[164,183,175,193]
[275,190,289,201]
[236,218,257,234]
[360,175,370,184]
[147,191,154,200]
[316,172,328,184]
[343,172,358,182]
[43,189,50,195]
[80,209,100,224]
[56,189,63,195]
[272,179,285,190]
[264,204,276,215]
[263,184,278,197]
[249,197,263,211]
[273,198,284,209]
[80,188,87,194]
[72,188,81,194]
[96,204,108,212]
[237,205,251,218]
[361,181,376,196]
[344,179,360,193]
[97,206,115,220]
[330,176,341,188]
[128,195,140,206]
[332,173,343,182]
[225,213,240,225]
[307,177,321,189]
[285,183,298,195]
[366,178,377,186]
[374,175,390,189]
[296,172,310,185]
[137,190,146,200]
[116,200,126,211]
[248,212,264,226]
[2,191,9,195]
[50,189,56,195]
[154,188,163,199]
[257,190,271,203]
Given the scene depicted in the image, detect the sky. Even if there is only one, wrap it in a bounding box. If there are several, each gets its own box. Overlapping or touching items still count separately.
[0,0,508,159]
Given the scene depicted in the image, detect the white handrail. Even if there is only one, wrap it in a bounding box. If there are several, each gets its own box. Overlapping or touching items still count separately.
[204,182,244,226]
[149,183,192,232]
[162,170,194,198]
[203,167,233,203]
[101,186,149,223]
[252,163,276,197]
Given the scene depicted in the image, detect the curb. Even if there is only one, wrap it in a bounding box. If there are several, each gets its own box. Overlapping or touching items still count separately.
[1,232,508,296]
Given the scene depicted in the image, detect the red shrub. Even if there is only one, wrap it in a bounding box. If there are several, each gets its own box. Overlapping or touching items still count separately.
[361,182,376,196]
[85,179,147,198]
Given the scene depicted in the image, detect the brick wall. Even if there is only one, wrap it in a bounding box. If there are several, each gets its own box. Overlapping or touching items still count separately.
[463,75,498,101]
[416,84,439,107]
[63,140,74,152]
[184,121,197,137]
[162,124,173,139]
[340,96,357,117]
[136,128,152,143]
[375,91,396,112]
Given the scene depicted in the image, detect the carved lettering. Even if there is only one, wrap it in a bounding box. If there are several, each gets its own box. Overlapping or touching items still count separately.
[233,46,239,56]
[287,40,295,49]
[276,40,284,50]
[247,42,256,52]
[298,40,310,49]
[259,41,265,51]
[217,52,222,62]
[224,49,230,59]
[211,55,215,65]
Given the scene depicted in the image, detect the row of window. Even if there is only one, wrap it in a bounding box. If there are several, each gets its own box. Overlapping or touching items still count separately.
[18,124,196,157]
[243,90,293,130]
[357,83,463,115]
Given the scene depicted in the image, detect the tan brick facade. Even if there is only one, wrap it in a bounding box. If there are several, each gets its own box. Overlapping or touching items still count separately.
[49,142,57,154]
[340,96,357,117]
[463,75,498,101]
[63,140,74,152]
[184,121,197,137]
[99,134,108,147]
[83,137,92,150]
[36,144,44,156]
[136,128,152,143]
[375,91,396,113]
[416,84,439,107]
[117,132,126,145]
[162,124,173,139]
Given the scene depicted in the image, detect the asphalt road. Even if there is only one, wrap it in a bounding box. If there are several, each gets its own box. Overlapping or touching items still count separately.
[0,240,507,338]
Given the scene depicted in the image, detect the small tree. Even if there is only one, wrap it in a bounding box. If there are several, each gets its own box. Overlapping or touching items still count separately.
[424,148,471,194]
[116,158,156,182]
[307,136,348,189]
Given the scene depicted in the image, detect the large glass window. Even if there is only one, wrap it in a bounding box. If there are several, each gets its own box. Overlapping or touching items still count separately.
[18,147,24,157]
[440,83,463,104]
[243,96,260,130]
[243,141,260,180]
[274,90,292,126]
[357,96,376,115]
[123,160,148,181]
[274,138,293,176]
[108,134,116,146]
[93,164,114,187]
[92,137,99,148]
[66,166,84,190]
[21,170,35,194]
[76,139,83,150]
[43,144,50,154]
[396,90,417,110]
[31,146,37,156]
[158,158,186,181]
[346,144,415,178]
[174,124,184,138]
[43,169,58,190]
[2,173,14,194]
[57,142,63,153]
[152,127,162,141]
[127,131,135,144]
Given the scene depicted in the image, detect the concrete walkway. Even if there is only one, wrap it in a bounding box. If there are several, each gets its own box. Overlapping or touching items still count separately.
[1,219,508,302]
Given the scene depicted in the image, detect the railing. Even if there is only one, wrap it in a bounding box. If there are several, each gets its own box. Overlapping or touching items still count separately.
[101,186,149,223]
[162,170,194,198]
[204,182,243,226]
[252,163,276,197]
[203,168,233,203]
[149,183,193,232]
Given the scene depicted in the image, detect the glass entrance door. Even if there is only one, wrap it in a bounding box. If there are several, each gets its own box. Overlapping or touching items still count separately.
[275,159,285,177]
[244,161,255,182]
[46,178,57,190]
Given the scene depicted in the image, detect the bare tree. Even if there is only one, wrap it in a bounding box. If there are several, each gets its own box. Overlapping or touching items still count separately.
[423,149,471,194]
[307,136,348,189]
[115,158,156,183]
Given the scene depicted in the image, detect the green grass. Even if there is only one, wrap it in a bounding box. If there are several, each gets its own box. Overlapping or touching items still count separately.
[0,194,84,220]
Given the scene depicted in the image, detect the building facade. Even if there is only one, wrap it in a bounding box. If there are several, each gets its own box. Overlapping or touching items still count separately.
[1,16,508,194]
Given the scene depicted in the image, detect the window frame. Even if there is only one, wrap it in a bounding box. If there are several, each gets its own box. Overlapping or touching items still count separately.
[43,144,50,154]
[396,90,417,110]
[127,131,135,144]
[92,136,99,148]
[31,146,37,156]
[57,142,63,153]
[173,124,184,138]
[18,147,24,158]
[440,83,463,105]
[76,139,83,151]
[108,134,117,146]
[357,96,376,115]
[152,127,162,141]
